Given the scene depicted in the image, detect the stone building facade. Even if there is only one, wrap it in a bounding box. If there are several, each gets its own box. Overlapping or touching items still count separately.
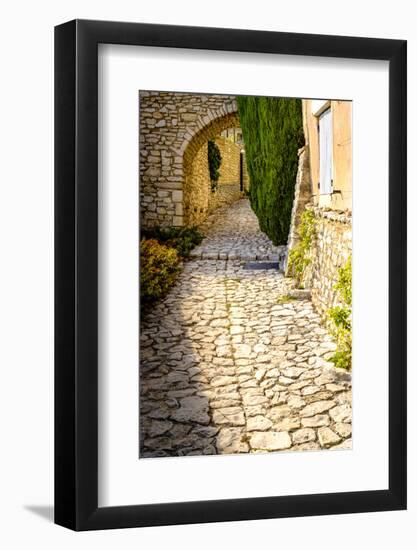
[287,99,352,316]
[139,91,244,228]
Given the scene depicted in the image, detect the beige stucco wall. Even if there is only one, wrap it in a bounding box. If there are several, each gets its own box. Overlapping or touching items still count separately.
[302,99,352,211]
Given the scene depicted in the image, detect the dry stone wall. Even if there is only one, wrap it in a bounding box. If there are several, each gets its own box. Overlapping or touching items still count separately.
[306,208,352,317]
[286,146,311,255]
[139,91,240,228]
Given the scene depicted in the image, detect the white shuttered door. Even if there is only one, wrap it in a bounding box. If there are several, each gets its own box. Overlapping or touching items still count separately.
[319,108,333,194]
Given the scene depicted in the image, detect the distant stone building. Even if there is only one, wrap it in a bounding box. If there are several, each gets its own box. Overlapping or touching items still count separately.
[220,127,244,145]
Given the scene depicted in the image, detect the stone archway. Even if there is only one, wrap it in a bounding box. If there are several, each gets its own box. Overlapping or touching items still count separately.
[139,92,241,228]
[182,111,241,226]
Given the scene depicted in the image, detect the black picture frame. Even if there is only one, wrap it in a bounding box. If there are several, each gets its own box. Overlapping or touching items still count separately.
[55,19,407,531]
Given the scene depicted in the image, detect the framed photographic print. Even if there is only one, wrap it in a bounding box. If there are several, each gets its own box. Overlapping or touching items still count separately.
[55,20,407,530]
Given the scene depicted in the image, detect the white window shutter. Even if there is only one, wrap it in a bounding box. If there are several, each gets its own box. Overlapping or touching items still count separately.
[319,108,333,195]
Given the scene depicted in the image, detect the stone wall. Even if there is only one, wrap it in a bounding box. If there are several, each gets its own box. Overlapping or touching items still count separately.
[286,146,311,257]
[206,136,243,214]
[216,136,240,184]
[287,206,352,318]
[305,208,352,317]
[184,141,209,226]
[209,183,242,212]
[139,91,240,228]
[183,135,243,226]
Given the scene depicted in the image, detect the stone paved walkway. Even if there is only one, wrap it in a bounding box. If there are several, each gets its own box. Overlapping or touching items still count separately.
[140,200,352,457]
[190,199,287,261]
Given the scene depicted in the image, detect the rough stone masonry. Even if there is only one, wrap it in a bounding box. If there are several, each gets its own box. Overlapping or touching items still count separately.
[139,91,240,228]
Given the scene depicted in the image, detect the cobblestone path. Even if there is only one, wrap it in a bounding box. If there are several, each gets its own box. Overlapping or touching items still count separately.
[190,199,286,262]
[140,200,352,457]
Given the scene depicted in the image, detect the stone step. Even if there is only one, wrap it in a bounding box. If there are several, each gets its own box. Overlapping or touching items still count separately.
[243,261,281,270]
[288,288,312,300]
[189,250,288,272]
[189,250,281,262]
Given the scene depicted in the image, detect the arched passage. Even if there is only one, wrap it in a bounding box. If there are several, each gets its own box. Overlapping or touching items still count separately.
[182,111,241,226]
[139,91,245,228]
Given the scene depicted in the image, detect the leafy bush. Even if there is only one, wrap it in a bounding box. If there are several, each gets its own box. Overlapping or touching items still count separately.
[237,96,304,244]
[140,239,181,305]
[287,209,316,286]
[334,256,352,306]
[208,139,222,192]
[141,226,204,258]
[328,256,352,370]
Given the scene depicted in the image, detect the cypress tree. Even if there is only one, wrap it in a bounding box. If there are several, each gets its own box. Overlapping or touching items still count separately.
[236,96,304,245]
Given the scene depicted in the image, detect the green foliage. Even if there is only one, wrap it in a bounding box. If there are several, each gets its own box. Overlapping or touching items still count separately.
[329,349,351,371]
[140,239,180,305]
[328,256,352,370]
[236,96,304,244]
[334,256,352,306]
[328,305,351,329]
[287,210,316,286]
[208,139,222,192]
[141,226,204,258]
[276,295,296,305]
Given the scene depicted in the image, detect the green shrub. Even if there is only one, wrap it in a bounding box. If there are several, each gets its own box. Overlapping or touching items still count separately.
[141,226,204,258]
[328,256,352,370]
[334,256,352,306]
[330,348,351,371]
[276,295,296,305]
[140,239,180,305]
[237,96,304,244]
[208,139,222,192]
[287,209,316,286]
